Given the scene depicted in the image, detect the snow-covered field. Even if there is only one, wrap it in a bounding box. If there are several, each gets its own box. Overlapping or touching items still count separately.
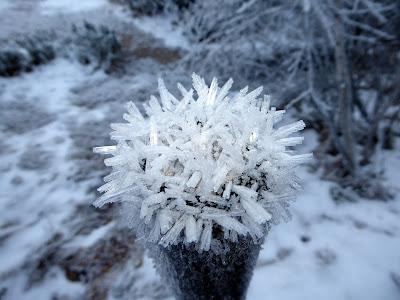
[0,1,399,300]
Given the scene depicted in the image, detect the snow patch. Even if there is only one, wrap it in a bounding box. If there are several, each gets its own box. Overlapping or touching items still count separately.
[0,0,12,12]
[247,145,400,300]
[132,16,190,50]
[40,0,109,14]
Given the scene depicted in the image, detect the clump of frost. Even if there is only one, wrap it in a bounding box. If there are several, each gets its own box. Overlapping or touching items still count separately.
[94,74,311,251]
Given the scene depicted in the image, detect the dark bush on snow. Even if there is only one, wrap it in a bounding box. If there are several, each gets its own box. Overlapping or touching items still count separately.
[70,22,122,73]
[0,32,56,77]
[0,22,122,77]
[123,0,193,16]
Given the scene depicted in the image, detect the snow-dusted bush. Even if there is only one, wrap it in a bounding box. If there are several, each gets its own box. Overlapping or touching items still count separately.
[122,0,192,16]
[0,23,122,76]
[70,22,122,72]
[178,0,298,88]
[123,0,165,16]
[181,44,283,88]
[0,32,56,77]
[181,0,274,44]
[94,74,311,251]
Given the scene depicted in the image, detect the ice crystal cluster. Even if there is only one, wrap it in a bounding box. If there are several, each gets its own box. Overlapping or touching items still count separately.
[94,74,311,251]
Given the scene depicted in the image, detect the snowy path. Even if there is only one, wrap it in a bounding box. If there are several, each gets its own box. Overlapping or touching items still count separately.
[0,57,170,299]
[0,60,103,298]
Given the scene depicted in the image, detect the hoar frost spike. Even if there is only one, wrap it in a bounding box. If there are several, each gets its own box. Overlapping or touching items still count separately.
[94,73,312,251]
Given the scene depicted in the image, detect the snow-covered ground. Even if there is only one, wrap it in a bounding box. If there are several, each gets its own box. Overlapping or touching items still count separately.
[0,1,399,300]
[248,137,400,300]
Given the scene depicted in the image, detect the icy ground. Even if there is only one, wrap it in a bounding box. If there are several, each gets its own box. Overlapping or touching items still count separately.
[0,1,399,300]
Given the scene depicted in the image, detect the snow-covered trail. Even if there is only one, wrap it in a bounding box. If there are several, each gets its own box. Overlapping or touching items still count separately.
[0,55,169,299]
[0,60,104,298]
[0,1,181,298]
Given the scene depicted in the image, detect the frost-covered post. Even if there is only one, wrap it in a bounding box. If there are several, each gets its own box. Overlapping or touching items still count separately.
[94,74,311,299]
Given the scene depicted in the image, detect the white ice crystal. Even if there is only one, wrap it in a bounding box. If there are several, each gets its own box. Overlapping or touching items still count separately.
[94,74,312,250]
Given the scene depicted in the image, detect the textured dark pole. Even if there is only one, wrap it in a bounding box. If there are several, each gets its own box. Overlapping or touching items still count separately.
[149,234,263,300]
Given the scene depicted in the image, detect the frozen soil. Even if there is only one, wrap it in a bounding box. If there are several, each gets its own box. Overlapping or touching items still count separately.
[0,1,399,300]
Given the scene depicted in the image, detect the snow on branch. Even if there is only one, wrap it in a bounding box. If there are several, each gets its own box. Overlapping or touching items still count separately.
[94,74,311,251]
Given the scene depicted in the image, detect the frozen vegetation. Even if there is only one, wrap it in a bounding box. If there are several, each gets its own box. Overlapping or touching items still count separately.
[95,75,312,250]
[0,0,399,300]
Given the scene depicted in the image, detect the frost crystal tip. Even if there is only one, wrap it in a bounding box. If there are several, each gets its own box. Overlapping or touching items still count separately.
[94,74,312,250]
